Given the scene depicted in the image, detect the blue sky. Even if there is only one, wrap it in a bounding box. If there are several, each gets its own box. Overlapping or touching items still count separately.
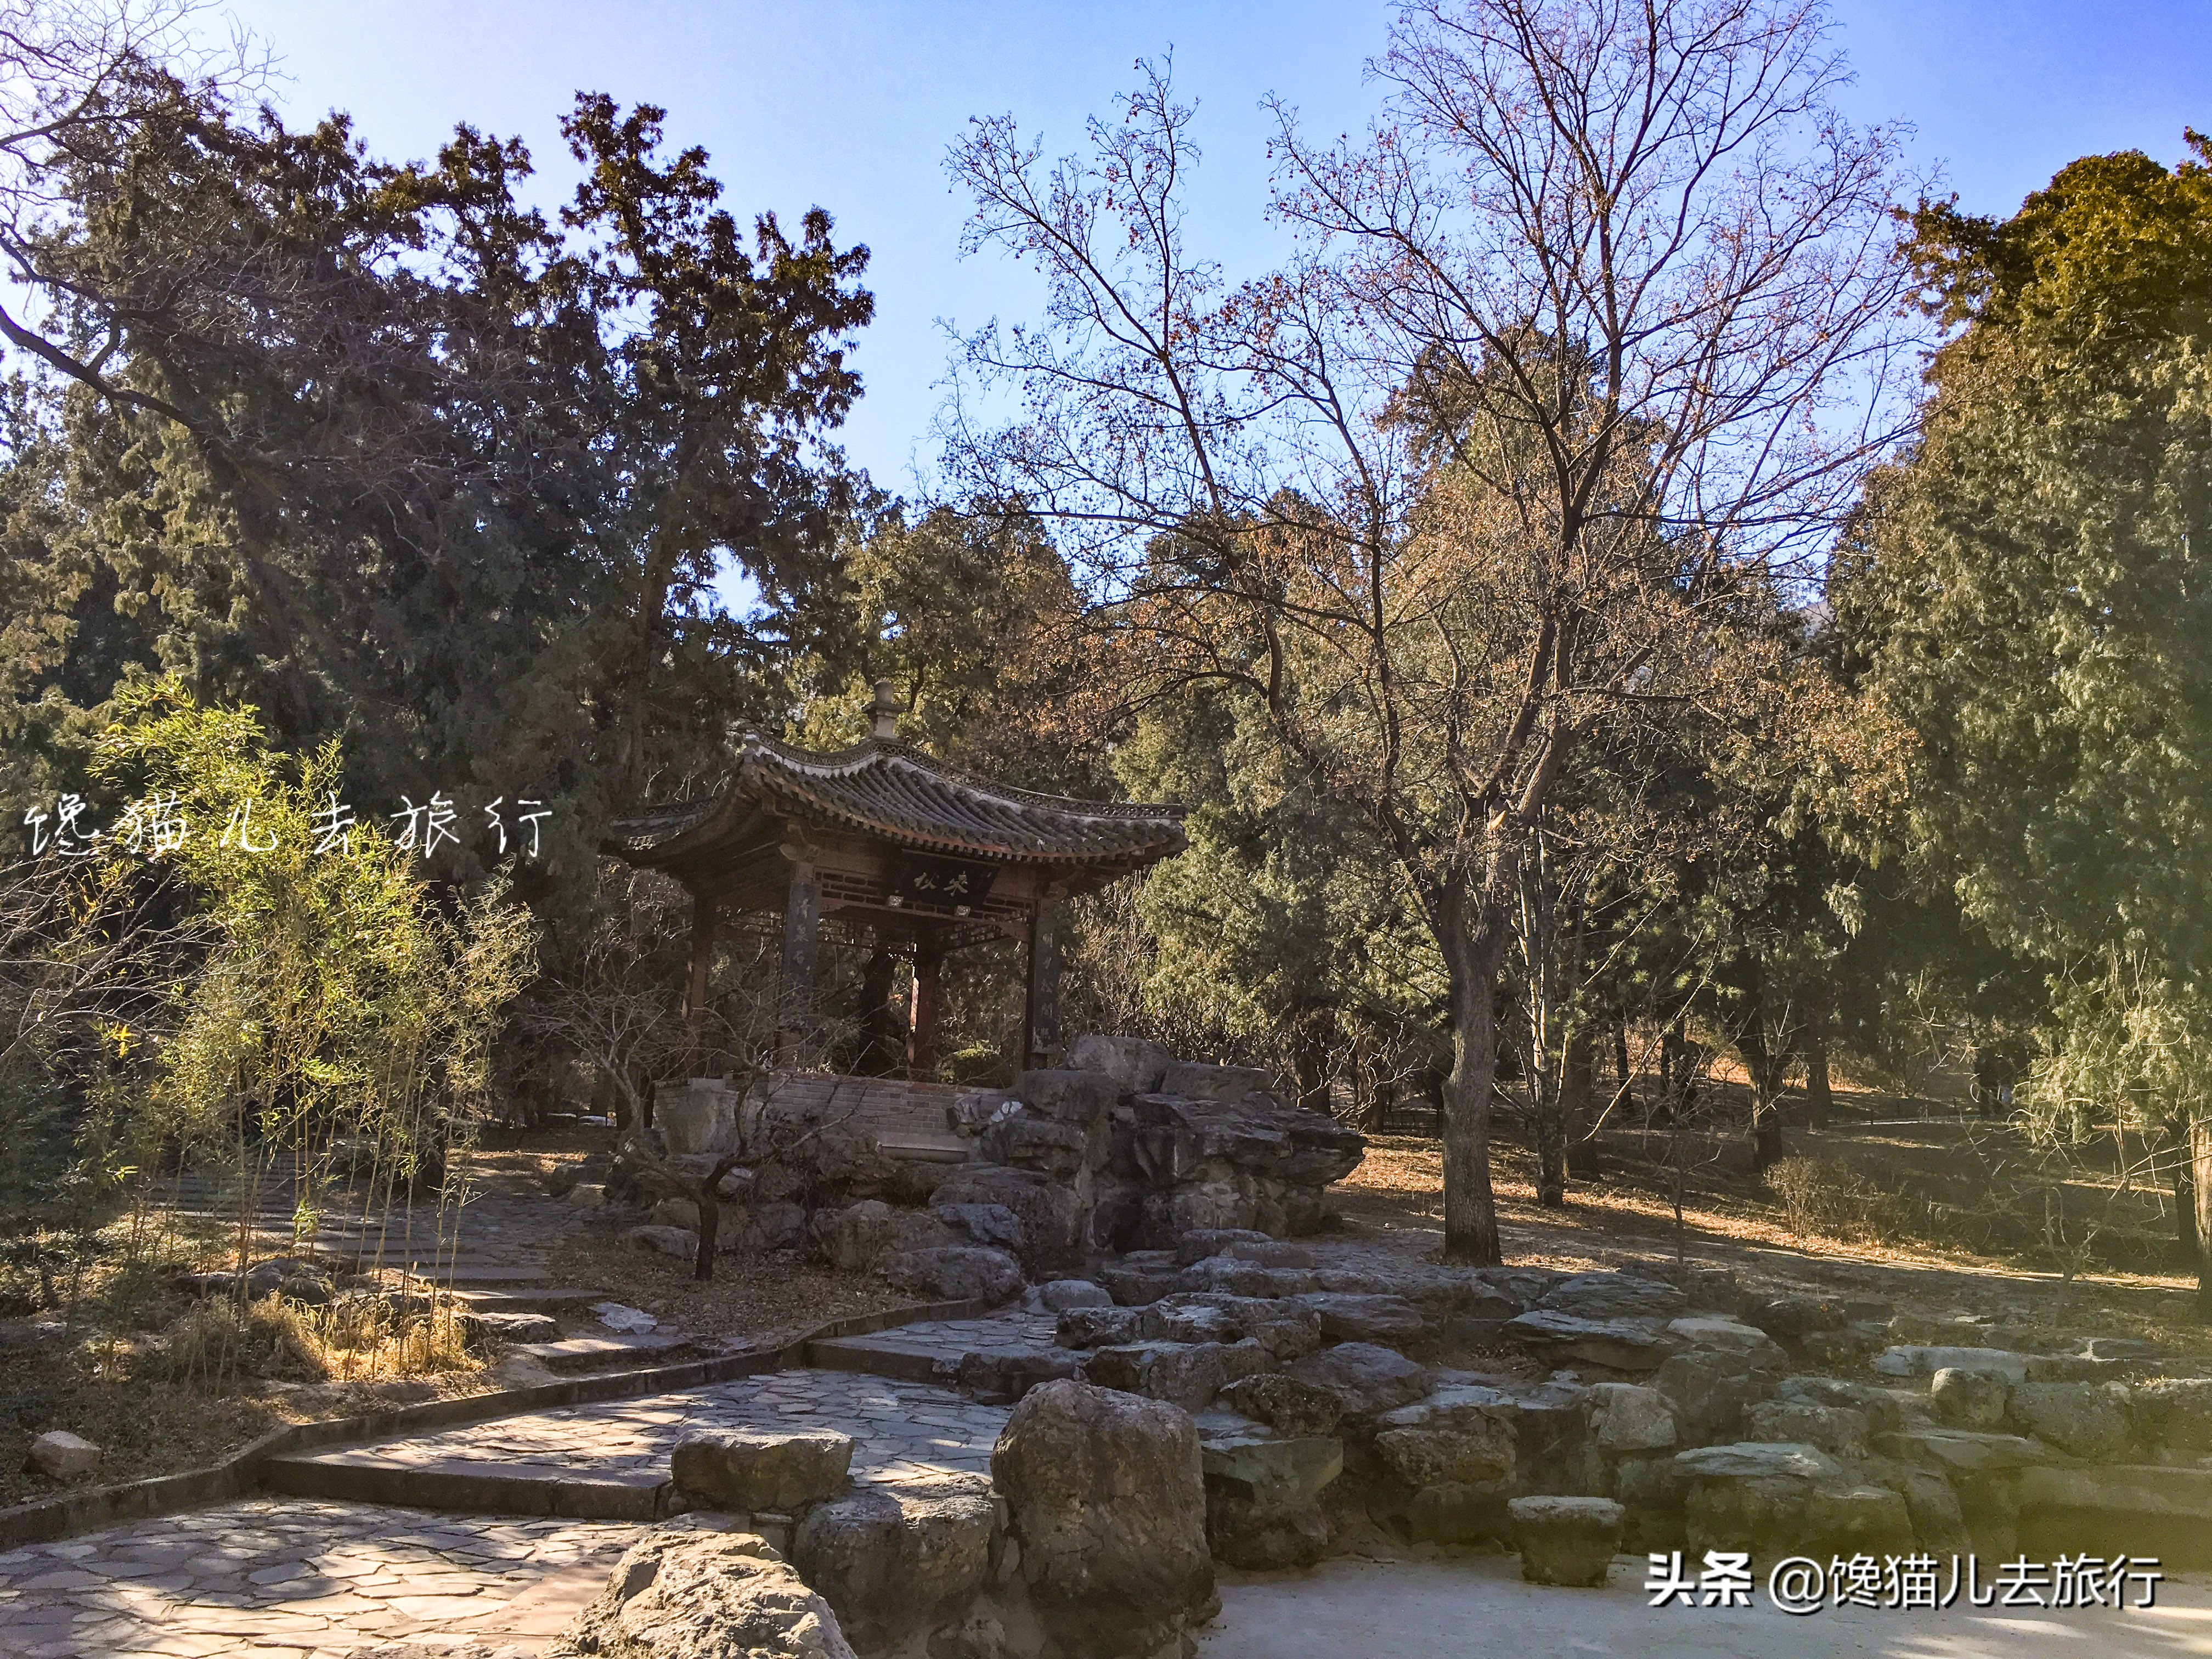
[214,0,2211,501]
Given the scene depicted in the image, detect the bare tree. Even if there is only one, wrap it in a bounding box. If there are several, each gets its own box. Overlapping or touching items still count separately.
[944,0,1918,1262]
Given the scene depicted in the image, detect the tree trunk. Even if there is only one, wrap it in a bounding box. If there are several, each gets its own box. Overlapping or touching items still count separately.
[1804,1009,1833,1131]
[693,1182,719,1282]
[2192,1119,2212,1322]
[2174,1127,2201,1269]
[1613,1022,1635,1111]
[1293,1008,1336,1116]
[1564,1030,1601,1181]
[1438,907,1505,1265]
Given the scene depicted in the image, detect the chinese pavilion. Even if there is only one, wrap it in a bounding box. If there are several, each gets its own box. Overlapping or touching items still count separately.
[608,684,1186,1078]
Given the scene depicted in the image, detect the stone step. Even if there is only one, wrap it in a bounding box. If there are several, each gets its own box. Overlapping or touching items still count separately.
[448,1286,616,1313]
[805,1329,960,1385]
[507,1333,696,1373]
[261,1450,671,1520]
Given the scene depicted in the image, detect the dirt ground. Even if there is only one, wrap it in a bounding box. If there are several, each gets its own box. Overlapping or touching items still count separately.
[1343,1080,2206,1350]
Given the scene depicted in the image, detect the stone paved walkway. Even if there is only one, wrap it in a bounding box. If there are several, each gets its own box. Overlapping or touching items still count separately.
[298,1367,1012,1491]
[0,1499,634,1659]
[2,1368,1016,1657]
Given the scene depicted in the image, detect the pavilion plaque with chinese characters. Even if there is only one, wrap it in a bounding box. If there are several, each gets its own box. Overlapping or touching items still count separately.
[887,850,1000,913]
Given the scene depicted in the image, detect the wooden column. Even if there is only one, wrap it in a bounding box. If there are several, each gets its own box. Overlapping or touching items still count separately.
[1023,904,1061,1071]
[682,893,718,1070]
[776,868,821,1055]
[907,932,944,1081]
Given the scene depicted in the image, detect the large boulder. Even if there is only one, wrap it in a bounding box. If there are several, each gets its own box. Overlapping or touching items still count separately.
[1504,1309,1672,1372]
[1294,1293,1425,1345]
[1159,1062,1273,1101]
[658,1081,737,1156]
[1654,1348,1777,1444]
[1535,1272,1686,1324]
[548,1519,853,1659]
[1012,1068,1122,1127]
[879,1246,1025,1306]
[1872,1345,2031,1385]
[991,1380,1216,1659]
[1587,1384,1679,1454]
[1743,1402,1869,1460]
[1221,1373,1345,1439]
[671,1431,854,1513]
[932,1165,1080,1268]
[791,1476,997,1651]
[1080,1340,1233,1413]
[1674,1442,1910,1561]
[1282,1343,1435,1419]
[933,1203,1028,1252]
[2004,1382,2134,1462]
[2135,1377,2212,1458]
[1065,1035,1173,1096]
[1201,1430,1344,1570]
[1931,1366,2010,1430]
[25,1430,99,1481]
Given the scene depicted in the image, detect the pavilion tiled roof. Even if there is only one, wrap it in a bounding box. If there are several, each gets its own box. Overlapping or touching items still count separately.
[610,732,1186,865]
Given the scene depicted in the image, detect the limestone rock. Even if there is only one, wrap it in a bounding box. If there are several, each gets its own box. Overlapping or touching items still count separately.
[1201,1431,1344,1510]
[1870,1427,2049,1475]
[807,1200,883,1273]
[565,1183,607,1209]
[1774,1375,1934,1435]
[880,1246,1025,1306]
[991,1379,1215,1659]
[1587,1383,1678,1453]
[1509,1496,1624,1587]
[1293,1292,1424,1344]
[549,1519,854,1659]
[2004,1381,2134,1462]
[1674,1441,1845,1482]
[1080,1340,1230,1412]
[1665,1317,1788,1370]
[1200,1431,1342,1571]
[653,1196,702,1231]
[1056,1304,1145,1349]
[1011,1068,1122,1127]
[792,1477,997,1651]
[1159,1061,1273,1101]
[657,1081,737,1157]
[1931,1365,2010,1430]
[628,1224,698,1261]
[672,1431,855,1512]
[1654,1348,1776,1444]
[1872,1345,2030,1384]
[460,1311,561,1348]
[1220,1373,1345,1438]
[2135,1377,2212,1457]
[1744,1401,1869,1460]
[933,1203,1027,1252]
[25,1430,99,1481]
[1283,1342,1435,1418]
[1037,1279,1113,1312]
[1741,1294,1843,1345]
[1375,1419,1516,1489]
[1065,1034,1173,1095]
[1534,1272,1685,1324]
[1174,1228,1273,1265]
[1504,1310,1672,1371]
[932,1166,1080,1268]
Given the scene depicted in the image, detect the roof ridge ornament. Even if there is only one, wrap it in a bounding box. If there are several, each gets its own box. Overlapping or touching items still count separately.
[871,679,900,741]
